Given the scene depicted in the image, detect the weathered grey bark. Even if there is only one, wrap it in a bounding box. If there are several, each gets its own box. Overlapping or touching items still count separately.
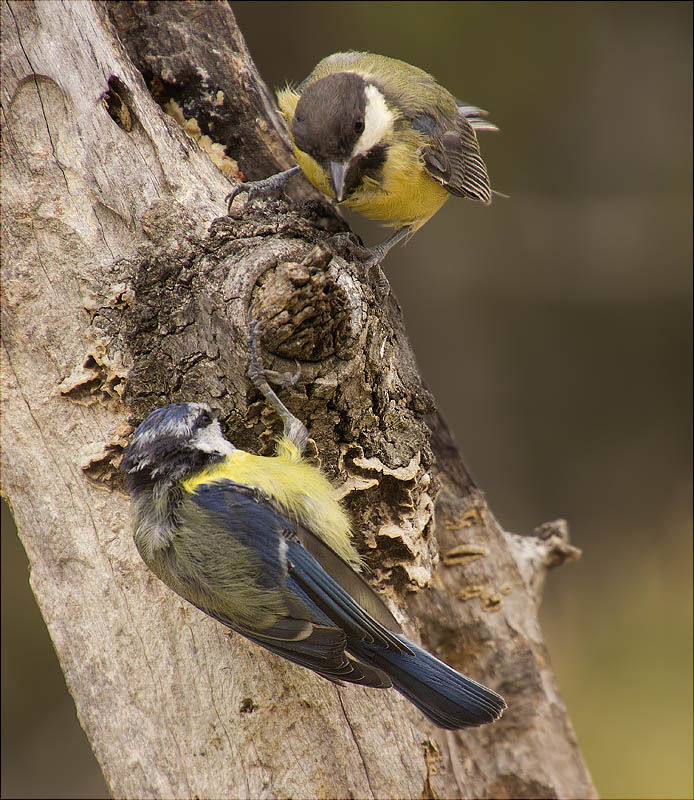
[0,2,596,798]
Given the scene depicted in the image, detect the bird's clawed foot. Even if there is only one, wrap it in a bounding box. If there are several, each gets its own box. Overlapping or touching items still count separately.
[365,261,391,301]
[226,166,302,215]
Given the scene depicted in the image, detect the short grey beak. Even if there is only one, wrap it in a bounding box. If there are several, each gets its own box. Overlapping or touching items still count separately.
[329,160,348,202]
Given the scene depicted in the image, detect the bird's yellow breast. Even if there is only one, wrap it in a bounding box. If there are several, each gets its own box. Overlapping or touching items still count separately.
[343,134,449,231]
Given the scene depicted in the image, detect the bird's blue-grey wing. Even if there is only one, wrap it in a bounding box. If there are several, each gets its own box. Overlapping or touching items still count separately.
[184,481,391,686]
[183,479,505,726]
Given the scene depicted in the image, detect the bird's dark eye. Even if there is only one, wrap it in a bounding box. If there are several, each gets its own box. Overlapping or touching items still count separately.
[354,118,365,134]
[197,409,213,428]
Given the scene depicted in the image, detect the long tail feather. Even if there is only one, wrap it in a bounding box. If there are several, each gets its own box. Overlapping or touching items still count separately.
[352,636,506,729]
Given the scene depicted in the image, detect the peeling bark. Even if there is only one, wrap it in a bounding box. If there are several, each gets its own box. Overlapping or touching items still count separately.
[1,2,596,798]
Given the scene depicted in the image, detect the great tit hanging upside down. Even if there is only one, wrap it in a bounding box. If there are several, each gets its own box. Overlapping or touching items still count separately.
[121,326,505,729]
[226,52,498,266]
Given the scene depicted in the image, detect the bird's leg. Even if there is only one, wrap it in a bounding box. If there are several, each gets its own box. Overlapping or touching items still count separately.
[247,319,309,453]
[364,226,412,269]
[363,226,413,297]
[226,166,301,215]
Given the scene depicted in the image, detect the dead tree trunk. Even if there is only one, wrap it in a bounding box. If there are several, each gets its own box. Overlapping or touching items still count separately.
[1,2,596,797]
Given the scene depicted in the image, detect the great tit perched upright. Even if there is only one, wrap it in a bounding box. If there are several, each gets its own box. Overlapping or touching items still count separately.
[226,51,498,265]
[121,326,505,729]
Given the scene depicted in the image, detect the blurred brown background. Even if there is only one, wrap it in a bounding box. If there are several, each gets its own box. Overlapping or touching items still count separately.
[2,2,691,797]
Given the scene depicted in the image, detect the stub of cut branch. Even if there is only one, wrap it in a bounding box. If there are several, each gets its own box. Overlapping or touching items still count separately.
[504,519,581,606]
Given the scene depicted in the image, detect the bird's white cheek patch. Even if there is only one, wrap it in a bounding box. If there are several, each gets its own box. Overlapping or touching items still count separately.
[193,422,235,456]
[354,84,394,157]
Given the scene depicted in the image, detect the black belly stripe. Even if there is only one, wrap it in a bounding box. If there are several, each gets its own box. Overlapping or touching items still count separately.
[346,143,389,195]
[360,143,388,177]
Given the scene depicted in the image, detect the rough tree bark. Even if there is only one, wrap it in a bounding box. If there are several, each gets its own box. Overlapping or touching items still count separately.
[1,2,596,798]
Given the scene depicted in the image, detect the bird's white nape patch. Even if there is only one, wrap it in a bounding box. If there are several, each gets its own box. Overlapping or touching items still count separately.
[353,84,394,157]
[192,420,235,456]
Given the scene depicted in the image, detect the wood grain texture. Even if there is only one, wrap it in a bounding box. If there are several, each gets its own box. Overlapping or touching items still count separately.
[1,1,596,797]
